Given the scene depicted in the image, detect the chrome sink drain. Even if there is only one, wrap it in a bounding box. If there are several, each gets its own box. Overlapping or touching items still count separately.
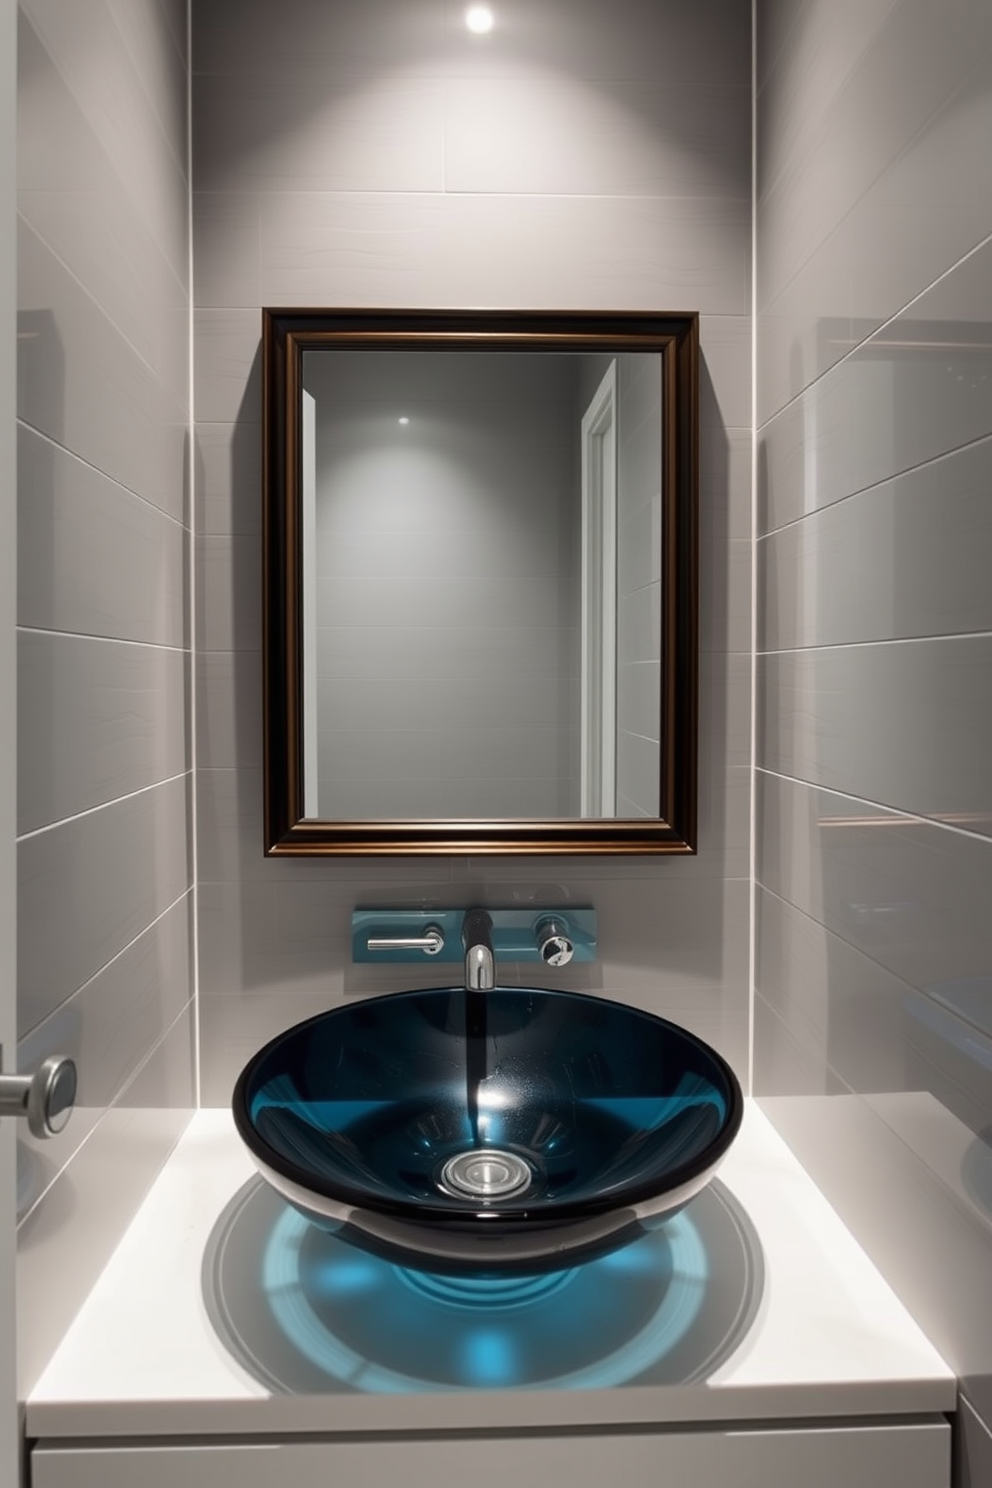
[439,1149,533,1201]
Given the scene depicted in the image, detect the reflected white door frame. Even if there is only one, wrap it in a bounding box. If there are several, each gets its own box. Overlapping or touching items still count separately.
[580,362,617,818]
[301,390,319,817]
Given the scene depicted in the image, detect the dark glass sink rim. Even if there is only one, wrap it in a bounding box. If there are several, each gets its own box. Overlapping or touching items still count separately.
[232,985,744,1225]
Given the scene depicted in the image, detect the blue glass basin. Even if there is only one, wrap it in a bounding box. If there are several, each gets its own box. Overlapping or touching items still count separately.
[232,986,743,1273]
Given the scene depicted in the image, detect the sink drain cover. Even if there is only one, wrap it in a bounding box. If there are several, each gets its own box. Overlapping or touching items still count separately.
[439,1149,533,1201]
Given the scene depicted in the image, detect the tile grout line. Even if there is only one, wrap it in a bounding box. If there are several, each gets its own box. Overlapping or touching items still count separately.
[16,418,190,533]
[755,765,992,847]
[756,427,992,544]
[758,630,992,656]
[756,225,992,436]
[187,0,202,1112]
[17,625,188,655]
[16,771,191,845]
[18,887,194,1051]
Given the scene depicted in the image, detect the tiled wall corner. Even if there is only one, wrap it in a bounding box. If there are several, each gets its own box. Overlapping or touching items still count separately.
[754,0,992,1443]
[15,0,194,1396]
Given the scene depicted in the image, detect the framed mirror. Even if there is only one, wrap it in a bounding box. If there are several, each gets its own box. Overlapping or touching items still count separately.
[263,308,698,855]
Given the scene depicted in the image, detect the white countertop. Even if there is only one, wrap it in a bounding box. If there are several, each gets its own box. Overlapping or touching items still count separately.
[27,1103,954,1440]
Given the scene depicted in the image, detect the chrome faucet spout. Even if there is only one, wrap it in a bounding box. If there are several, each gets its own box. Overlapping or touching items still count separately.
[462,908,496,991]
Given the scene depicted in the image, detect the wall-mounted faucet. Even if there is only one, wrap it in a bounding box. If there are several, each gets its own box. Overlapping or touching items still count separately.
[352,907,596,968]
[462,907,496,991]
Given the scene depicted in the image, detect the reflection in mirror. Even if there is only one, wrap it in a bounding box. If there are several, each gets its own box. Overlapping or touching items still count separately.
[300,348,661,822]
[263,310,698,855]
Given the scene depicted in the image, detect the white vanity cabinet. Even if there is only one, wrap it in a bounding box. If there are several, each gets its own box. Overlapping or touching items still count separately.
[26,1110,956,1488]
[32,1420,951,1488]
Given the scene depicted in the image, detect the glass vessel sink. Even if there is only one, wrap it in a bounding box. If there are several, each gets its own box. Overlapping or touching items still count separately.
[232,986,743,1273]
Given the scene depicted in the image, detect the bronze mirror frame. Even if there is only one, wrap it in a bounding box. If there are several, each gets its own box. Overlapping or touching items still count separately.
[262,307,698,856]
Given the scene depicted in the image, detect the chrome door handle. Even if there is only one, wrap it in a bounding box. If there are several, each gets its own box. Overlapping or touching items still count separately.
[0,1055,77,1139]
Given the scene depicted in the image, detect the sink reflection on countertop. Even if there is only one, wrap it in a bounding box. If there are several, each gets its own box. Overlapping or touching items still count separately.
[201,1176,763,1396]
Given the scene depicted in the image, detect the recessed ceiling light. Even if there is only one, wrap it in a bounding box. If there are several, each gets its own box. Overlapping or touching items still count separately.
[465,5,494,35]
[398,416,410,425]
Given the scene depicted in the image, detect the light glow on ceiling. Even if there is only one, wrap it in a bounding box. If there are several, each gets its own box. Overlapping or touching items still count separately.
[465,5,495,35]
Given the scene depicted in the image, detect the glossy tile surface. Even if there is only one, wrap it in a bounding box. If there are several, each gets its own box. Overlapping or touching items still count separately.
[17,424,187,647]
[16,896,193,1192]
[443,78,749,197]
[251,192,750,315]
[761,1092,992,1429]
[757,639,992,835]
[15,0,193,1400]
[15,1010,193,1397]
[758,434,992,650]
[18,775,192,1026]
[18,633,186,833]
[759,235,992,536]
[757,772,992,993]
[756,0,992,1452]
[756,0,992,421]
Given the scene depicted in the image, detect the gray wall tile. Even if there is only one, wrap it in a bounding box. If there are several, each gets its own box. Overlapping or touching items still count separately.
[19,14,188,401]
[192,308,262,426]
[758,36,992,422]
[700,533,751,655]
[18,216,187,525]
[443,79,750,198]
[16,0,193,1395]
[756,884,921,1098]
[195,533,261,653]
[757,772,992,993]
[18,775,191,1027]
[753,991,834,1099]
[18,423,187,648]
[196,650,263,772]
[698,316,752,431]
[758,434,992,651]
[759,1092,992,1431]
[103,0,189,173]
[15,1007,193,1396]
[194,421,261,536]
[759,235,992,536]
[16,895,192,1196]
[193,72,445,194]
[192,193,261,310]
[253,192,751,316]
[194,0,750,89]
[18,633,187,834]
[20,0,189,283]
[758,639,992,835]
[155,0,187,67]
[756,0,992,1446]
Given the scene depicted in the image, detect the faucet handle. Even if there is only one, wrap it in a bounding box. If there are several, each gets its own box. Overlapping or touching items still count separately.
[536,918,574,967]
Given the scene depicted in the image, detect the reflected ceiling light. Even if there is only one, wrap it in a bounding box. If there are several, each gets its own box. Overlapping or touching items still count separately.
[398,416,410,425]
[465,5,494,34]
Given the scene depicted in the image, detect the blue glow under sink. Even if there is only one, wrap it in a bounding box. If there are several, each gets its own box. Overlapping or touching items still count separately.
[232,986,743,1273]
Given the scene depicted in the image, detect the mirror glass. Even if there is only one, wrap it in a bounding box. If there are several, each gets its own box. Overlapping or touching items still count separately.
[263,311,698,855]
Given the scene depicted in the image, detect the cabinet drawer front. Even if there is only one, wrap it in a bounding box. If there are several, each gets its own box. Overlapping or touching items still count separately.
[33,1419,950,1488]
